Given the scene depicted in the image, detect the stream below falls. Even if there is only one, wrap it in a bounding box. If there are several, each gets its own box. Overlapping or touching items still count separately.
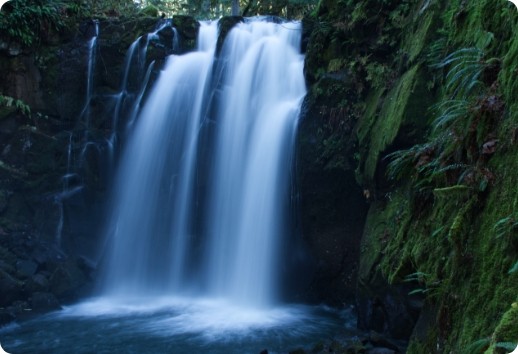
[0,298,357,354]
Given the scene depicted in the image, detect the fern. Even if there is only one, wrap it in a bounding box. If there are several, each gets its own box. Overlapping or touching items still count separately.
[466,337,490,354]
[430,99,470,132]
[494,215,518,239]
[495,342,518,351]
[385,143,433,181]
[432,47,486,99]
[403,271,430,283]
[0,94,31,117]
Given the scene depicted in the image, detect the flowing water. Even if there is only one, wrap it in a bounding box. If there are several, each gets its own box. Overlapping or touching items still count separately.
[102,19,305,306]
[0,299,357,354]
[0,18,359,353]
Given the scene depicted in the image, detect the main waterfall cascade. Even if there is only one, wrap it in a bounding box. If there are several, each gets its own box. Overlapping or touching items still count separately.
[102,18,306,307]
[0,18,360,354]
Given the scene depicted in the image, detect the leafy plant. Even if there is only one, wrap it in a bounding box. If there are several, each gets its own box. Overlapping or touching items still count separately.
[432,47,486,99]
[466,337,490,354]
[403,271,441,296]
[0,95,31,116]
[0,0,66,46]
[385,143,435,181]
[387,44,503,194]
[494,215,518,239]
[495,342,518,351]
[430,99,470,132]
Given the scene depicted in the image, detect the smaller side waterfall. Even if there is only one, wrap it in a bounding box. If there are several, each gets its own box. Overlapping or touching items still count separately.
[108,21,175,166]
[54,20,99,248]
[80,20,99,137]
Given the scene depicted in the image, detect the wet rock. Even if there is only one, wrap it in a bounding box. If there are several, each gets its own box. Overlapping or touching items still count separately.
[366,331,401,351]
[16,259,38,278]
[357,279,419,340]
[24,272,50,294]
[216,16,244,54]
[5,300,34,322]
[49,258,90,300]
[0,269,22,306]
[30,292,60,312]
[173,15,199,39]
[172,15,200,52]
[0,310,16,327]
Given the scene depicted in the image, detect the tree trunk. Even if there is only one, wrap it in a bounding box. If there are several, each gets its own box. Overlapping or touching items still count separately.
[231,0,240,16]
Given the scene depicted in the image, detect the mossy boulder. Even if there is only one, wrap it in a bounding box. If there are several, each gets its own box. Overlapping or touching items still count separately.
[216,16,244,55]
[356,64,433,189]
[173,15,200,53]
[140,5,159,18]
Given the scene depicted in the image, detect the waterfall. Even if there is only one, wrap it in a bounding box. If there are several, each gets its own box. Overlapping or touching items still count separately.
[55,20,99,248]
[80,20,99,137]
[109,21,172,161]
[102,18,306,308]
[205,21,306,306]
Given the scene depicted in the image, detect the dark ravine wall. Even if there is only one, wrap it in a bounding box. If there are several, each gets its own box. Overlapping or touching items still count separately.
[301,0,517,352]
[0,14,199,324]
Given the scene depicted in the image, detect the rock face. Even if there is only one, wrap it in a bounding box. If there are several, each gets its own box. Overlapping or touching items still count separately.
[296,89,368,304]
[0,14,198,324]
[303,0,518,352]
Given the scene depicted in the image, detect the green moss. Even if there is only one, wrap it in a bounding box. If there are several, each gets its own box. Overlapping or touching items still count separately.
[362,64,422,181]
[140,5,159,17]
[307,0,517,351]
[402,2,441,64]
[492,302,518,344]
[358,193,409,282]
[500,17,518,124]
[355,88,384,162]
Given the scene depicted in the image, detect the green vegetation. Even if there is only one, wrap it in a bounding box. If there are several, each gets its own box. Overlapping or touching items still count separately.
[0,0,66,46]
[305,0,517,352]
[0,95,31,117]
[135,0,318,18]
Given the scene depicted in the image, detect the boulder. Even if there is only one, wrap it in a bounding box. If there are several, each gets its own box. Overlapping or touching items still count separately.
[0,269,22,306]
[30,292,61,312]
[15,259,38,278]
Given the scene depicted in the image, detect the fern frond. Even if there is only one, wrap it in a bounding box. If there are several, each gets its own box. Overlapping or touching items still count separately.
[465,337,490,354]
[431,99,470,131]
[432,47,486,98]
[495,342,518,351]
[385,144,432,181]
[432,47,483,68]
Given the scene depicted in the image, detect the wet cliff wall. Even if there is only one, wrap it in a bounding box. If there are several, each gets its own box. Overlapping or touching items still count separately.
[0,10,197,323]
[301,0,517,351]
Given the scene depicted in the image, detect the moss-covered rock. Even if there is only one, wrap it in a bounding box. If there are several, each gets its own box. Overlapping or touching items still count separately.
[357,64,433,187]
[353,0,517,351]
[216,16,244,55]
[304,0,518,351]
[173,15,200,53]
